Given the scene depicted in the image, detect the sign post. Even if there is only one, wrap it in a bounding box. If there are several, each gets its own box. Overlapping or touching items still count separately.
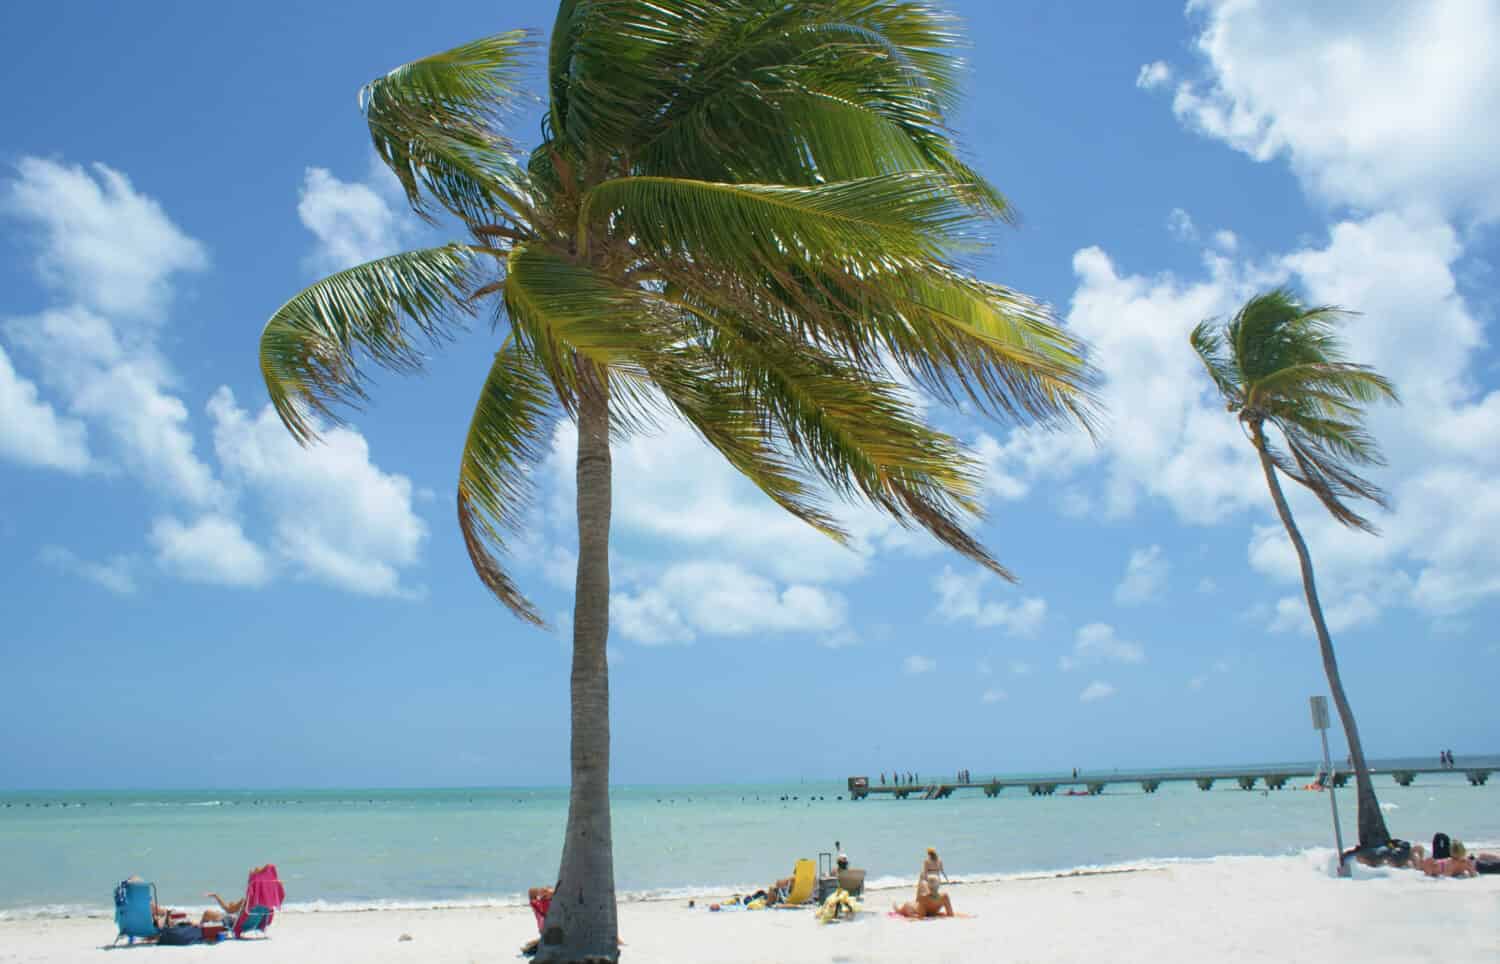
[1311,695,1350,877]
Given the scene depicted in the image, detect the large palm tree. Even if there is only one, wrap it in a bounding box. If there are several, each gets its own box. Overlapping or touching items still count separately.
[260,3,1093,959]
[1191,289,1399,852]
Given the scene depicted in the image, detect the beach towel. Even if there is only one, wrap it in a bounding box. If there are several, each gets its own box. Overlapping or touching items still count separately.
[233,865,286,938]
[886,911,976,921]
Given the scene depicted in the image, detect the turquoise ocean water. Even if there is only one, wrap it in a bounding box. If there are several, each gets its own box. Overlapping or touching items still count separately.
[3,757,1497,919]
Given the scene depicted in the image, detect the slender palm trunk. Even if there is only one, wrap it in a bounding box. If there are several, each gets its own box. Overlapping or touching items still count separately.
[538,374,618,963]
[1252,422,1390,850]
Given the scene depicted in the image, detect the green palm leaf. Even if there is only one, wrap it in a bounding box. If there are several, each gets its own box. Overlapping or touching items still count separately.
[259,245,484,443]
[456,341,554,624]
[579,172,978,266]
[502,243,662,402]
[362,31,536,223]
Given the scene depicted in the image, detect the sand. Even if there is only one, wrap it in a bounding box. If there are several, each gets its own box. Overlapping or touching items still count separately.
[2,853,1496,963]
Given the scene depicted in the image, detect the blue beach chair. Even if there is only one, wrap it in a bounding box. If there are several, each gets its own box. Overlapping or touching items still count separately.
[112,878,159,945]
[231,905,274,939]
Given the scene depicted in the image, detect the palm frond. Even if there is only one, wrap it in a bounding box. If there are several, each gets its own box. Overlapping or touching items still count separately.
[1251,362,1398,410]
[550,0,965,163]
[362,31,537,223]
[654,257,1095,431]
[259,245,484,443]
[1189,319,1243,409]
[653,289,1016,578]
[580,172,979,266]
[645,344,848,542]
[456,341,554,624]
[502,242,661,404]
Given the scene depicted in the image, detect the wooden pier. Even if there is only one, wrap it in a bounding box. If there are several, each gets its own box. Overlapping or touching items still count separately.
[847,765,1493,800]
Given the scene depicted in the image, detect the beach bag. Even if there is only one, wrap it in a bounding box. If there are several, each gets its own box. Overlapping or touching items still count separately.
[157,924,203,945]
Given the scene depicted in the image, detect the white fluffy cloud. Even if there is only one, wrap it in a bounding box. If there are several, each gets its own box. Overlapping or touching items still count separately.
[4,159,207,319]
[1114,545,1169,605]
[208,388,427,598]
[0,345,91,472]
[297,166,407,273]
[1165,0,1500,223]
[1079,680,1116,703]
[149,514,271,587]
[2,156,430,602]
[932,564,1046,635]
[608,560,846,644]
[6,306,225,507]
[3,159,222,508]
[1061,622,1145,671]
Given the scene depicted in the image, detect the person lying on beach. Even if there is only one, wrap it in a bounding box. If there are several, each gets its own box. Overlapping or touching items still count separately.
[892,873,954,919]
[1416,841,1479,878]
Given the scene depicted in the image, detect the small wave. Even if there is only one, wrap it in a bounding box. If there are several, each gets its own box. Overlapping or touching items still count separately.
[0,904,110,922]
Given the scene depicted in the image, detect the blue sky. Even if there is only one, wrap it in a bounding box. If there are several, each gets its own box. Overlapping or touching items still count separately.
[2,2,1497,790]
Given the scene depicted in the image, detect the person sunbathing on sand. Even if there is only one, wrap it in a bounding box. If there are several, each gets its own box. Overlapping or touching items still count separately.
[1418,841,1479,878]
[892,873,954,918]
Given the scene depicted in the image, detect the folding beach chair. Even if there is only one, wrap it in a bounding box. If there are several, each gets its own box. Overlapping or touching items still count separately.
[775,859,817,907]
[229,864,286,939]
[112,878,160,946]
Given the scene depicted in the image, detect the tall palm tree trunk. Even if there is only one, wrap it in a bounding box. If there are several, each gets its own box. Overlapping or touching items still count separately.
[1252,422,1390,851]
[539,373,619,963]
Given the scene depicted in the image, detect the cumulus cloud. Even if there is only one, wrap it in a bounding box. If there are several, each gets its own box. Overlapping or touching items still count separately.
[40,546,137,595]
[149,514,271,587]
[3,158,207,319]
[932,564,1046,635]
[6,306,225,507]
[1061,622,1145,671]
[0,345,91,472]
[1080,681,1116,703]
[1114,545,1170,605]
[608,561,847,644]
[297,166,407,273]
[1164,0,1500,222]
[208,388,428,598]
[3,155,429,602]
[903,655,936,675]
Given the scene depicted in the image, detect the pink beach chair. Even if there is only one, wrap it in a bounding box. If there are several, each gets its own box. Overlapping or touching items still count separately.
[229,864,286,939]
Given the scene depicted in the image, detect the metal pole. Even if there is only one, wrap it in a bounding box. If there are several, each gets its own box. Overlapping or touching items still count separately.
[1311,696,1350,877]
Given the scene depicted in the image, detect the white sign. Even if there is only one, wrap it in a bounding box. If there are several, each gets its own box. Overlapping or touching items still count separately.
[1310,695,1330,731]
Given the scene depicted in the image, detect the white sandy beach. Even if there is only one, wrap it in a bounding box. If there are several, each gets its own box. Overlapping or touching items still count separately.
[2,853,1495,963]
